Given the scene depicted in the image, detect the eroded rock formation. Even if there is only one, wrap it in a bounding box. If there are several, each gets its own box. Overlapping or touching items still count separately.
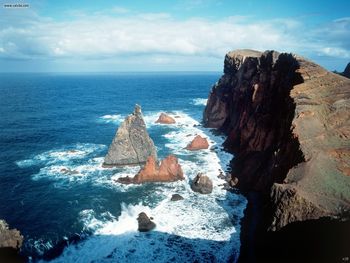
[185,135,209,151]
[117,155,184,184]
[155,113,176,124]
[204,49,350,230]
[103,105,157,167]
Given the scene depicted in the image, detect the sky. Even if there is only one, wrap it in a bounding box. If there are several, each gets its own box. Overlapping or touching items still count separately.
[0,0,349,72]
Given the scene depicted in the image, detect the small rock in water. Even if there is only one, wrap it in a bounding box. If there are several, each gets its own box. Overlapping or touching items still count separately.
[218,170,225,179]
[137,212,156,232]
[170,194,184,201]
[155,113,176,124]
[60,168,79,175]
[229,177,239,187]
[191,173,213,194]
[185,135,209,151]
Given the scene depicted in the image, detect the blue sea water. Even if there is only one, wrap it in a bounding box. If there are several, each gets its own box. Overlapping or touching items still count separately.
[0,72,247,262]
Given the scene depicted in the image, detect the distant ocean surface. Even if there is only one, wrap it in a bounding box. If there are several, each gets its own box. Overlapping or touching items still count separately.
[0,73,247,262]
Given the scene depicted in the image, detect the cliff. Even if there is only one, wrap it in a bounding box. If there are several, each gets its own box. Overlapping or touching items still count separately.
[204,49,350,231]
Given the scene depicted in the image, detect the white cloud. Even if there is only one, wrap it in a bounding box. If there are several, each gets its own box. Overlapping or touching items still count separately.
[111,6,130,14]
[318,47,350,58]
[0,10,349,69]
[0,13,301,59]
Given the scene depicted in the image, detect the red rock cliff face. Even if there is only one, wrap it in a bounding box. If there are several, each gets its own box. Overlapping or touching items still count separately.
[204,49,350,230]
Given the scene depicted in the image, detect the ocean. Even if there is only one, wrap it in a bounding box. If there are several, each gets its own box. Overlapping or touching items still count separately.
[0,72,247,262]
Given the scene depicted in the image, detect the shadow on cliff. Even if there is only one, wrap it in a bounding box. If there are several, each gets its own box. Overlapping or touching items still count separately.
[0,248,27,263]
[238,192,350,263]
[255,217,350,263]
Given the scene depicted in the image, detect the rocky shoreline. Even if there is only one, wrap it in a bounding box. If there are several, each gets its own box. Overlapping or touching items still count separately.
[204,49,350,262]
[0,219,26,263]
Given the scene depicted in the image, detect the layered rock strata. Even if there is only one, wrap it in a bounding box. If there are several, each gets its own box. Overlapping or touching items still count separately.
[204,49,350,230]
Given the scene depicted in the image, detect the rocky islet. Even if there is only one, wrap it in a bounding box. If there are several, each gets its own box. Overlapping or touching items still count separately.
[103,105,157,167]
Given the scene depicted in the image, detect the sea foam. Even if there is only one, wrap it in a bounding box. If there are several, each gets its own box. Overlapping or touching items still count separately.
[192,98,208,106]
[39,110,247,263]
[98,114,124,124]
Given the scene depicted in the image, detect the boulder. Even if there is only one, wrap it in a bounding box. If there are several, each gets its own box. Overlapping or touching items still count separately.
[155,113,176,124]
[170,194,184,201]
[103,105,157,167]
[185,135,209,151]
[0,220,23,250]
[117,155,184,184]
[191,173,213,194]
[137,212,156,232]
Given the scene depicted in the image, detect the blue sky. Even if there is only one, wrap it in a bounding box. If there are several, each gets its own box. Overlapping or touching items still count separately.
[1,0,349,72]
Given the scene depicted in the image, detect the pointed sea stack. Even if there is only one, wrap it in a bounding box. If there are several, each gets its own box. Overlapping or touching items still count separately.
[103,105,157,167]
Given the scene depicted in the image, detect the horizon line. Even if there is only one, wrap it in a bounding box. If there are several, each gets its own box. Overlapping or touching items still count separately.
[0,70,223,74]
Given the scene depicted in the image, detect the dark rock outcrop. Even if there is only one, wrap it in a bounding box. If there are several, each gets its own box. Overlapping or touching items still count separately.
[117,155,184,184]
[170,194,184,201]
[155,113,176,124]
[191,173,213,194]
[342,63,350,78]
[204,49,350,231]
[103,105,157,167]
[185,135,209,151]
[137,212,156,232]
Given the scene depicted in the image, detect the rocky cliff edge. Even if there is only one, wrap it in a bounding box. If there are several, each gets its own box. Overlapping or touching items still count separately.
[204,49,350,230]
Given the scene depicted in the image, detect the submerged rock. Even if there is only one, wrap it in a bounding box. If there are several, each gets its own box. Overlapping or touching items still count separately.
[155,113,176,124]
[137,212,156,232]
[170,194,184,201]
[191,173,213,194]
[117,155,184,184]
[60,168,79,175]
[103,105,157,167]
[0,220,23,250]
[185,135,209,151]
